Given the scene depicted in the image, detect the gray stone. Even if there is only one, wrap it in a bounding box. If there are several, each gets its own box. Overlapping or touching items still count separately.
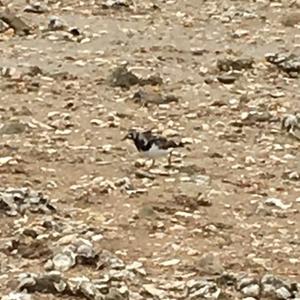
[139,205,157,219]
[265,53,300,76]
[48,16,67,31]
[276,287,292,300]
[264,198,291,210]
[217,74,237,84]
[53,280,67,293]
[261,274,288,298]
[198,253,224,275]
[238,277,258,290]
[52,251,76,271]
[217,58,254,71]
[0,121,26,135]
[105,287,126,300]
[0,187,55,216]
[102,0,129,9]
[24,2,49,14]
[143,284,167,299]
[241,284,260,298]
[108,65,140,89]
[2,292,32,300]
[187,279,221,299]
[282,12,300,27]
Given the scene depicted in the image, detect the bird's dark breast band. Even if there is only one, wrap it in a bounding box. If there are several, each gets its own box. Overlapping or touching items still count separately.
[133,138,154,152]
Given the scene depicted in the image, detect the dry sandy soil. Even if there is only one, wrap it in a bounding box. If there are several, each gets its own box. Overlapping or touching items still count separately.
[0,0,300,299]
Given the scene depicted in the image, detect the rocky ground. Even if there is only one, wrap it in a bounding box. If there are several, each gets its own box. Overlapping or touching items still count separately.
[1,0,300,299]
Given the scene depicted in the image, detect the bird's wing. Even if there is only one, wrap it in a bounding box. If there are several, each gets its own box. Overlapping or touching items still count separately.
[141,130,154,138]
[155,137,184,149]
[151,137,175,149]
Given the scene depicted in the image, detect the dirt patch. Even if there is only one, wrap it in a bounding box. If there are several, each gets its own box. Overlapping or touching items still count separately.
[0,0,300,299]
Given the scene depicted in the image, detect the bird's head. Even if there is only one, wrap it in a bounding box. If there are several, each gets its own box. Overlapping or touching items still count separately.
[122,129,138,141]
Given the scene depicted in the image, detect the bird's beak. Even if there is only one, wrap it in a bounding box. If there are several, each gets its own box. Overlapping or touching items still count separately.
[121,134,128,141]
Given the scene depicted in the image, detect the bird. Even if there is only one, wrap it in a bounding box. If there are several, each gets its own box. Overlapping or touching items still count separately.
[281,113,300,133]
[122,128,184,168]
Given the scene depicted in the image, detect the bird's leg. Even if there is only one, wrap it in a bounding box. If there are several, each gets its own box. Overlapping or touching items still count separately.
[289,129,300,141]
[148,159,155,169]
[168,152,173,166]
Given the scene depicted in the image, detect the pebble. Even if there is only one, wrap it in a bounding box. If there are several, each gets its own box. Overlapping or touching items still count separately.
[264,198,292,210]
[52,251,76,271]
[1,3,300,300]
[198,253,224,275]
[0,156,14,166]
[160,259,180,267]
[143,284,167,299]
[0,121,26,135]
[2,293,32,300]
[232,29,249,38]
[217,74,237,84]
[282,12,300,26]
[175,211,193,218]
[276,287,292,300]
[241,284,260,297]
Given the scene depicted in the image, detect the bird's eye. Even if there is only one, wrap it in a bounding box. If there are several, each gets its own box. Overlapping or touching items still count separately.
[128,133,133,138]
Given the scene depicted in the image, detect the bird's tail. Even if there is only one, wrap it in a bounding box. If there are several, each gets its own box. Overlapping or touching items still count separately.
[165,140,185,149]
